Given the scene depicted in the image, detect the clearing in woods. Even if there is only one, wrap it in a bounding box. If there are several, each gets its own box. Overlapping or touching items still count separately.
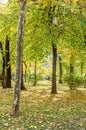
[0,81,86,130]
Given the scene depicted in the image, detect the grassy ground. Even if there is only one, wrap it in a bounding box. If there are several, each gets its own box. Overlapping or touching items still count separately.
[0,81,86,130]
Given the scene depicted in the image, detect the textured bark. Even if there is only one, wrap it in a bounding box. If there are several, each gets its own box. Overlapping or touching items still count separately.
[51,44,57,94]
[2,56,6,88]
[47,4,57,94]
[69,55,75,90]
[85,35,86,45]
[0,73,3,85]
[5,36,11,88]
[21,62,26,90]
[84,74,86,88]
[11,0,26,116]
[33,61,37,86]
[84,36,86,88]
[70,64,74,74]
[70,55,74,74]
[0,42,6,88]
[58,54,63,83]
[22,60,27,82]
[81,62,83,76]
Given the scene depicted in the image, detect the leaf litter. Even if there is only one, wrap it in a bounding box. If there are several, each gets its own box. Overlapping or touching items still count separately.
[0,83,86,130]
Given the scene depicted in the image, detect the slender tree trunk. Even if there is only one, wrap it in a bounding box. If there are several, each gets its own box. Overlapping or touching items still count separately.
[47,3,57,94]
[2,55,6,88]
[70,55,74,74]
[84,74,86,88]
[0,42,6,88]
[70,64,74,74]
[5,36,11,88]
[51,44,57,94]
[81,61,83,76]
[21,61,26,90]
[25,64,27,82]
[58,54,62,83]
[84,35,86,88]
[69,55,75,90]
[11,0,26,116]
[22,60,27,82]
[85,35,86,45]
[33,61,37,86]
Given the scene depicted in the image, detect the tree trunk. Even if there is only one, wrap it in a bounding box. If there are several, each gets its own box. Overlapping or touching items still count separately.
[33,61,37,86]
[22,60,27,82]
[81,61,83,76]
[84,36,86,88]
[51,44,57,94]
[21,62,26,90]
[5,36,11,88]
[69,55,75,90]
[47,3,57,94]
[84,73,86,88]
[85,35,86,45]
[70,64,74,74]
[0,42,6,88]
[11,0,26,116]
[58,54,62,83]
[70,55,74,74]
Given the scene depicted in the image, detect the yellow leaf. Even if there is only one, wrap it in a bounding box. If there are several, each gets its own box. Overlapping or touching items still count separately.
[29,125,34,128]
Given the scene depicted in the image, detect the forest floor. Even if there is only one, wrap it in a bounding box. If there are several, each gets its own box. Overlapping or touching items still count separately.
[0,81,86,130]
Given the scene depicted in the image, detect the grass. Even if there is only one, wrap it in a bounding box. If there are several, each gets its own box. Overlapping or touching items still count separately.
[0,81,86,130]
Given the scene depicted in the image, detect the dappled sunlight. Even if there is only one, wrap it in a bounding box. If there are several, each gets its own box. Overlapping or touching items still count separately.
[0,0,86,129]
[0,83,86,129]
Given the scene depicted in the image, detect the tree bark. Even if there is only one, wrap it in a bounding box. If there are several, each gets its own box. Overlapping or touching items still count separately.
[81,61,83,76]
[0,42,6,88]
[11,0,26,116]
[51,44,57,94]
[69,55,75,90]
[70,55,74,74]
[85,35,86,46]
[47,3,57,94]
[21,61,26,90]
[5,36,11,88]
[58,54,62,83]
[33,61,37,86]
[84,74,86,88]
[70,64,74,74]
[22,60,27,82]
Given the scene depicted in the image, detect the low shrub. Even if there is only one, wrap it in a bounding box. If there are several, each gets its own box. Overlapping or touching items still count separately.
[26,74,42,83]
[64,74,84,90]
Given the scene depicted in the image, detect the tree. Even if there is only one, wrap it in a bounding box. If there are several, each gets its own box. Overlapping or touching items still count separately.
[58,53,63,83]
[52,44,57,94]
[11,0,26,116]
[0,42,6,88]
[21,60,26,90]
[5,36,11,88]
[22,60,27,82]
[33,60,37,86]
[43,1,57,94]
[0,36,11,88]
[70,55,74,74]
[84,74,86,88]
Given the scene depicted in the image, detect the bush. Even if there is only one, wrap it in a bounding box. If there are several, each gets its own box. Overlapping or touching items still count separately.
[64,74,84,90]
[44,75,51,80]
[27,74,42,83]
